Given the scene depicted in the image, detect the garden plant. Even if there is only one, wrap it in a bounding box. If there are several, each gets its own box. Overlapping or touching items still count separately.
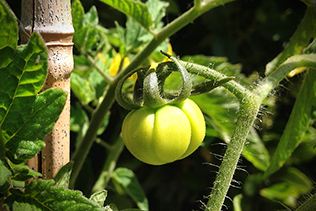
[0,0,316,211]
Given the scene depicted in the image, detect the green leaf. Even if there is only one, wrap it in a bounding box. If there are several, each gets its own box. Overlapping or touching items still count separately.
[89,65,108,102]
[3,179,104,211]
[71,0,85,31]
[146,0,169,29]
[53,161,74,188]
[71,72,95,105]
[0,159,11,190]
[264,70,316,178]
[5,88,67,164]
[89,190,107,207]
[11,165,41,181]
[260,168,312,208]
[0,1,18,50]
[111,168,149,211]
[0,32,48,141]
[190,88,238,144]
[100,0,152,29]
[70,102,89,149]
[243,128,270,171]
[70,102,89,133]
[280,167,312,195]
[233,194,243,211]
[72,1,104,53]
[265,8,316,75]
[260,182,299,208]
[104,203,119,211]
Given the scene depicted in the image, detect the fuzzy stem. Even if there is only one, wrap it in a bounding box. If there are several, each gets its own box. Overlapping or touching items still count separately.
[205,98,260,211]
[70,0,236,188]
[204,54,316,211]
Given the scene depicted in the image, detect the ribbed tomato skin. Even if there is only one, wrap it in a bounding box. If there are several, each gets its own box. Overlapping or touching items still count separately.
[121,99,205,165]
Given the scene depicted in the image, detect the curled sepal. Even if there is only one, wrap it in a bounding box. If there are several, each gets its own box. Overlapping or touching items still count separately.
[143,68,167,108]
[159,51,192,104]
[191,76,235,95]
[115,66,150,110]
[133,69,148,106]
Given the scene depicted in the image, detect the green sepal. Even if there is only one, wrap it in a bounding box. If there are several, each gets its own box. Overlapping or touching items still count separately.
[159,51,192,105]
[133,67,149,106]
[115,66,150,110]
[143,68,166,108]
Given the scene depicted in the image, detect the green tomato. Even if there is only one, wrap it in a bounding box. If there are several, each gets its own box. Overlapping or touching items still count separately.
[121,99,205,165]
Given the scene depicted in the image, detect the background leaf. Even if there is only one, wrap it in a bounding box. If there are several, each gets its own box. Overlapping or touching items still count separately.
[264,69,316,178]
[0,0,18,50]
[265,8,316,75]
[260,168,312,208]
[243,128,270,171]
[53,161,74,188]
[100,0,152,30]
[89,190,107,207]
[3,179,104,211]
[11,165,41,181]
[111,168,148,211]
[0,159,11,191]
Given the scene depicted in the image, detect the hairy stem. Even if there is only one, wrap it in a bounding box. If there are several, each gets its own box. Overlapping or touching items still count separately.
[204,54,316,211]
[205,98,260,211]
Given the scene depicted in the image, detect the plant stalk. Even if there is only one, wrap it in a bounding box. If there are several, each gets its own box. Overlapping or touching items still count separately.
[205,98,260,211]
[204,54,316,211]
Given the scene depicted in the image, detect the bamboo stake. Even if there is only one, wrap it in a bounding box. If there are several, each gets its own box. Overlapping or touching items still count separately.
[21,0,74,179]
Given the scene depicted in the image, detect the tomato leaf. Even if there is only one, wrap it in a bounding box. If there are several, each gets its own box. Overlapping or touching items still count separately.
[243,128,270,171]
[0,159,11,191]
[0,0,18,51]
[71,72,96,105]
[89,190,107,207]
[53,161,74,189]
[99,0,152,30]
[72,1,105,53]
[264,70,316,178]
[191,88,238,144]
[265,7,316,75]
[71,0,85,31]
[0,34,47,142]
[3,179,104,211]
[260,168,312,208]
[111,167,149,211]
[11,165,41,181]
[5,88,67,164]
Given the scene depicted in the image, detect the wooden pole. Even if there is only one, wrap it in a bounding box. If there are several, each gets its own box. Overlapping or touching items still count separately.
[21,0,74,179]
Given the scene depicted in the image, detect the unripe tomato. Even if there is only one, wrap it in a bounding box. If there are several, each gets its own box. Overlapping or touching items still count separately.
[121,99,205,165]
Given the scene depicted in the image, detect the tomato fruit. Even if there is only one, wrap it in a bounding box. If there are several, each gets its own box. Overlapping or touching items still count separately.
[121,99,205,165]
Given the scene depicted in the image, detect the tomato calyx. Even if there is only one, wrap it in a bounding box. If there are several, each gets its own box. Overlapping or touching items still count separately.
[115,51,234,110]
[115,51,192,109]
